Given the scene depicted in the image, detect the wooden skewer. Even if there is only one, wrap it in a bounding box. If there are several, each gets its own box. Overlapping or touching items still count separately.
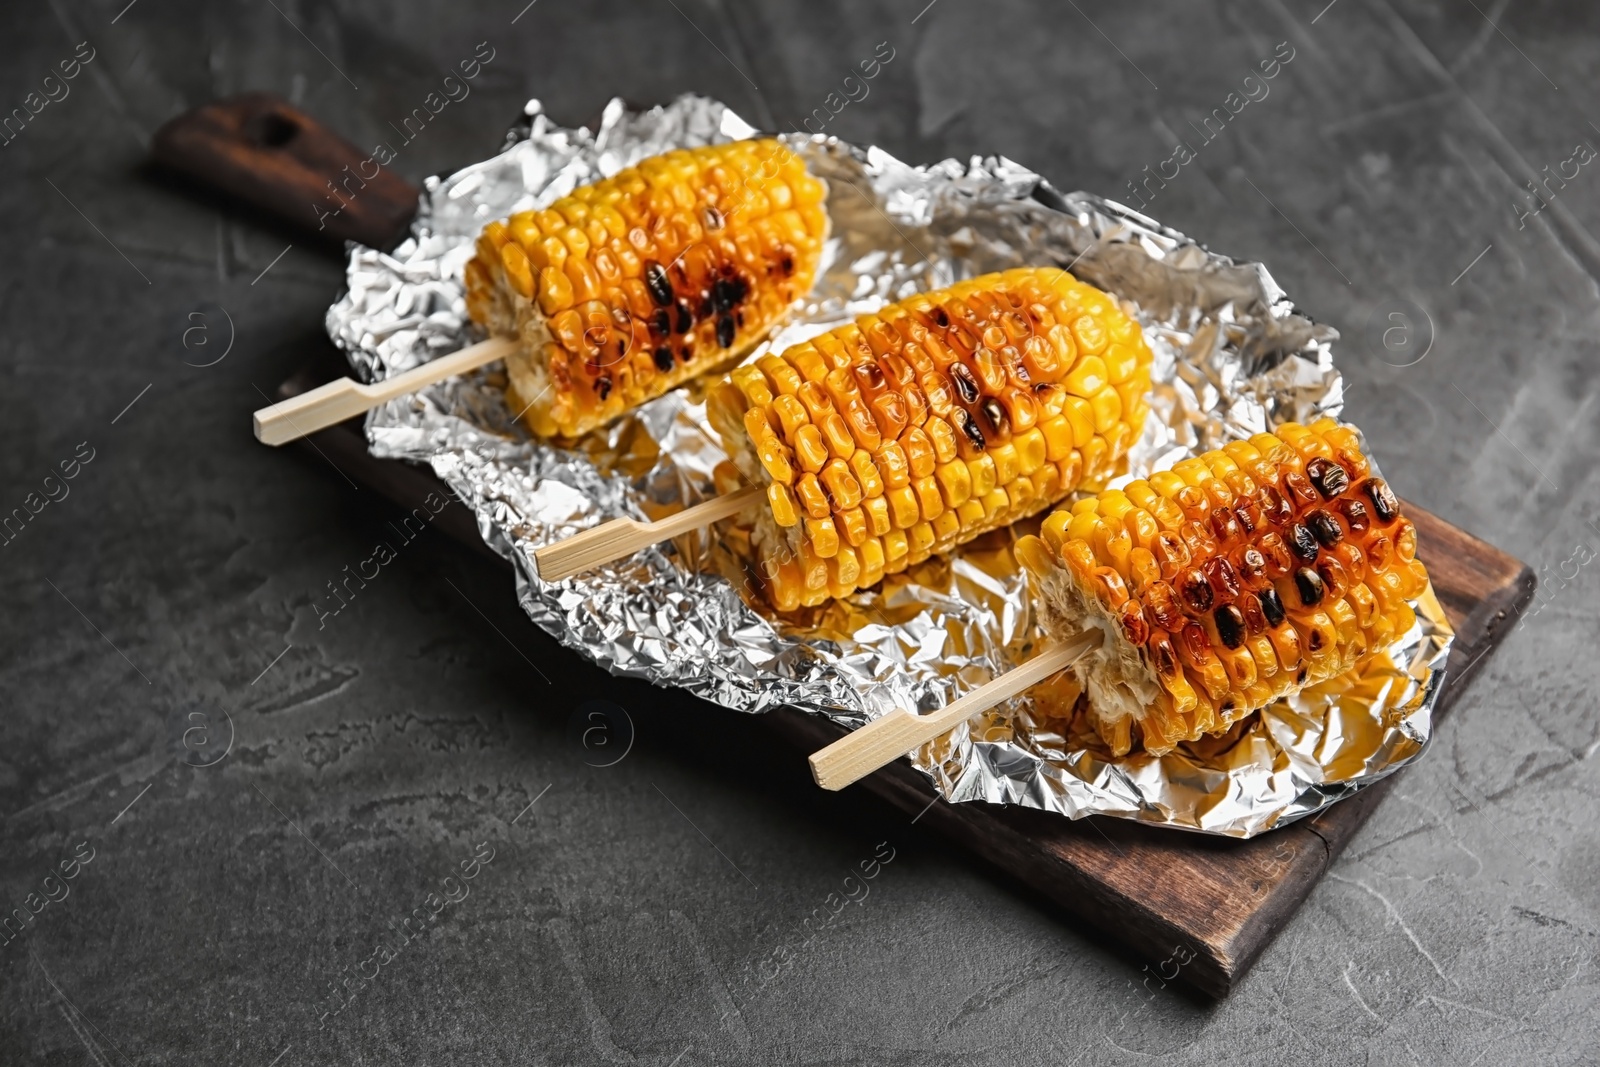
[807,628,1104,792]
[533,484,766,582]
[252,336,519,446]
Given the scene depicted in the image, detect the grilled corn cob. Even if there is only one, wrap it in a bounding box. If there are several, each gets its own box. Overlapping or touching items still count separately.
[708,266,1155,610]
[1015,419,1430,757]
[464,140,828,438]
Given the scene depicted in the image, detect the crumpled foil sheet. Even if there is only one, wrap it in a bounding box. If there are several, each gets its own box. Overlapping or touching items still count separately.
[328,94,1454,838]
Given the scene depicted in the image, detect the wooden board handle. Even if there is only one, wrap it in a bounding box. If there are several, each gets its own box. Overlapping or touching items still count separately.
[533,485,766,582]
[253,336,517,445]
[808,629,1103,791]
[151,92,420,250]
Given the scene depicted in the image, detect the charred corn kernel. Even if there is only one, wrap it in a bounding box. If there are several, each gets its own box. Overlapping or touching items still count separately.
[1017,422,1432,757]
[767,482,800,527]
[468,139,827,438]
[715,268,1154,609]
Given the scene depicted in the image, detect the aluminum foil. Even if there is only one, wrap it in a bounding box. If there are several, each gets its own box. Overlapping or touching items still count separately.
[327,94,1454,838]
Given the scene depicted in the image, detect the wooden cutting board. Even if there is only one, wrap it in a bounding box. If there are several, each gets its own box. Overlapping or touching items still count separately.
[155,95,1534,996]
[273,362,1532,998]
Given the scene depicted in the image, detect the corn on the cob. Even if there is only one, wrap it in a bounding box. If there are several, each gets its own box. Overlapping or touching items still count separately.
[464,140,828,439]
[708,266,1155,610]
[1015,418,1430,757]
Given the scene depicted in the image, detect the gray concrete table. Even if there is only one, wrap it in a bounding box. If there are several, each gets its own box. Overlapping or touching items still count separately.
[2,2,1595,1063]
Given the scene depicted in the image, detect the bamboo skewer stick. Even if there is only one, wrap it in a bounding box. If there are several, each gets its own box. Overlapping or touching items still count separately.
[252,336,519,446]
[807,629,1104,791]
[533,484,766,582]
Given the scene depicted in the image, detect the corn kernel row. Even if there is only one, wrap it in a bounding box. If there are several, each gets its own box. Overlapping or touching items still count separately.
[708,267,1155,610]
[1017,418,1431,757]
[464,139,828,438]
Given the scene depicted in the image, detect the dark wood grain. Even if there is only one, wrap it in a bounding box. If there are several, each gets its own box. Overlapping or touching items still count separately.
[151,93,420,250]
[277,370,1533,998]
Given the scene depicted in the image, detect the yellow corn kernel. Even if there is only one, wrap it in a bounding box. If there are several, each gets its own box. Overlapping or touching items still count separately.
[913,476,945,521]
[849,450,885,497]
[863,495,892,536]
[1041,509,1072,551]
[1063,356,1107,398]
[835,507,869,547]
[935,460,973,509]
[932,509,962,544]
[767,482,800,527]
[820,458,864,511]
[1040,415,1074,461]
[927,418,959,464]
[806,516,839,558]
[1061,395,1095,448]
[771,394,809,444]
[874,441,910,489]
[1089,386,1122,434]
[537,266,575,315]
[1014,428,1047,475]
[858,537,886,588]
[793,425,829,473]
[883,529,910,570]
[500,242,535,299]
[991,443,1020,487]
[886,485,920,528]
[980,488,1010,520]
[826,546,862,598]
[795,473,831,519]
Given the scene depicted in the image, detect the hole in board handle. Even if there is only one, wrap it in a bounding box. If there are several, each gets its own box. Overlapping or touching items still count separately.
[248,111,298,148]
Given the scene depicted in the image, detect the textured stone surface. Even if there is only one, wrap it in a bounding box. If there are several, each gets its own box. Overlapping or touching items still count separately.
[1,1,1596,1064]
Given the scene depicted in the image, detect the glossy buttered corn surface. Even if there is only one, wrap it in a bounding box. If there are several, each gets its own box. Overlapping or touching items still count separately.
[464,140,827,438]
[708,267,1155,610]
[1016,419,1430,757]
